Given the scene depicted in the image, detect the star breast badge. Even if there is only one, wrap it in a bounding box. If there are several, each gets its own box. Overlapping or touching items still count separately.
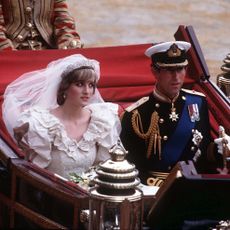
[169,110,179,121]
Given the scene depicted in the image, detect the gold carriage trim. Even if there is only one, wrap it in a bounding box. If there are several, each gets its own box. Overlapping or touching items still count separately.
[131,109,162,159]
[148,171,169,180]
[146,171,169,187]
[146,177,164,187]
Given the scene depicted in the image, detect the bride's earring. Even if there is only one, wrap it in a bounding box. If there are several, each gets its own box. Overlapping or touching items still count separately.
[63,93,66,99]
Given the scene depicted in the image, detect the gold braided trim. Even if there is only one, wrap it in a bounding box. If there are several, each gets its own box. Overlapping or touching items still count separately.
[146,177,164,187]
[131,109,162,159]
[148,171,169,180]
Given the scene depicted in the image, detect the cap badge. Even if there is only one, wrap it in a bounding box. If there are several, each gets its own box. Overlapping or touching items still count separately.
[167,43,181,57]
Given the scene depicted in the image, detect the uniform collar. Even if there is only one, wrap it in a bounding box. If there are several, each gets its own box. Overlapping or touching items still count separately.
[153,87,180,103]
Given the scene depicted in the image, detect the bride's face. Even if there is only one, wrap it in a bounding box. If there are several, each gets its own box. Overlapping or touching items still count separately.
[65,77,96,107]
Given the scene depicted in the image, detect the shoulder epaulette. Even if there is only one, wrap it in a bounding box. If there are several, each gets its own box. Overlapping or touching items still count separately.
[181,88,206,97]
[125,96,149,112]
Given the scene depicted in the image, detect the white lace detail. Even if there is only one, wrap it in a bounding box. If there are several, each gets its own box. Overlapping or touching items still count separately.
[84,103,119,142]
[17,103,120,178]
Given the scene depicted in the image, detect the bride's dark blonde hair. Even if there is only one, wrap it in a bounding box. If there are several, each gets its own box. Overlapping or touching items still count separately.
[57,66,97,105]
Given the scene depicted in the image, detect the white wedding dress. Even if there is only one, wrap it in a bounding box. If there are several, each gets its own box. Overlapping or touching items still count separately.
[16,103,120,180]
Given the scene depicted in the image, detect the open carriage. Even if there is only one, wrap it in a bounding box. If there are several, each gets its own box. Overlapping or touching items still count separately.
[0,25,229,229]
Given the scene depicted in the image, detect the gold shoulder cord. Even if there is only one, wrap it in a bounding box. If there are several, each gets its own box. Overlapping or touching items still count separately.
[131,109,162,159]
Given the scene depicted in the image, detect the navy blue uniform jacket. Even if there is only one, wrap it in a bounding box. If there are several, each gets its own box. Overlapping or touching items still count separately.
[120,89,212,184]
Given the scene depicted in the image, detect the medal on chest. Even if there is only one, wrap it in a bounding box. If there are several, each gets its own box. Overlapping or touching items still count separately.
[188,103,200,122]
[169,102,179,122]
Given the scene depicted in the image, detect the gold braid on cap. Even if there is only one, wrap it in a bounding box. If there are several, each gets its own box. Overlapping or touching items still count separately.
[131,110,161,159]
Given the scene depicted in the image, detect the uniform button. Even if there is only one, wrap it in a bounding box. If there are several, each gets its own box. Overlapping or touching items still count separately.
[191,146,195,151]
[155,103,160,108]
[168,166,171,170]
[25,6,32,13]
[16,35,24,42]
[26,22,33,29]
[69,40,78,48]
[159,118,164,123]
[163,136,168,141]
[182,96,186,100]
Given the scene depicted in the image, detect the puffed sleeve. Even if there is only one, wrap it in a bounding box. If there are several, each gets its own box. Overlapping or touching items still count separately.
[16,108,53,168]
[95,117,121,164]
[86,103,121,164]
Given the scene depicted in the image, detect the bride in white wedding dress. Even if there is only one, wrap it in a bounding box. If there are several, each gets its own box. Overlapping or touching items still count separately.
[2,54,121,181]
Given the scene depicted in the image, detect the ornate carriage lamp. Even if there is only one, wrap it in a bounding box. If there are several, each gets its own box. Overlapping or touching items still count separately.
[88,141,143,230]
[217,53,230,98]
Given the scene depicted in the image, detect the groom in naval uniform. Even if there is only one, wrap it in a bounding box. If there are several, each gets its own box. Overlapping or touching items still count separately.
[120,41,227,186]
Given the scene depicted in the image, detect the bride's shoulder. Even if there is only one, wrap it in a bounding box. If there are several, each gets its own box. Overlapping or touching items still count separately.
[87,102,119,116]
[18,106,61,128]
[86,103,119,131]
